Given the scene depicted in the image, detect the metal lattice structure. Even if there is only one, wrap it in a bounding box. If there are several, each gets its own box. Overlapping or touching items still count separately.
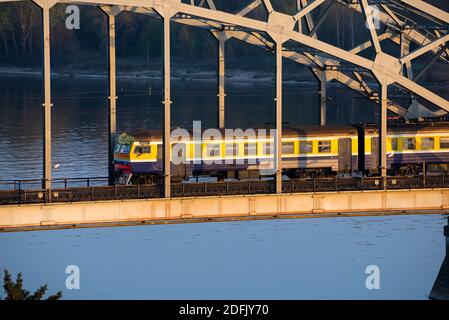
[1,0,448,196]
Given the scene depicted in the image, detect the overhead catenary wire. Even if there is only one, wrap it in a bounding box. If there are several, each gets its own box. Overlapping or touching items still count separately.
[0,89,323,100]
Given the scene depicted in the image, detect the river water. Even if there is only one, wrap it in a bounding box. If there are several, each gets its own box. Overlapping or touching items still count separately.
[0,74,447,299]
[0,214,446,299]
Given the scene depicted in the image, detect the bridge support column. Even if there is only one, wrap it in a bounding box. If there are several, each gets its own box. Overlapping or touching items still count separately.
[379,81,388,187]
[275,41,283,194]
[429,217,449,300]
[155,7,176,198]
[100,6,122,185]
[163,16,171,198]
[34,0,56,190]
[107,14,117,186]
[217,33,227,129]
[319,70,327,125]
[101,6,122,186]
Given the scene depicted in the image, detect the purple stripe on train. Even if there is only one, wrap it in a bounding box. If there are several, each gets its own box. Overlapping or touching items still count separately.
[365,151,449,169]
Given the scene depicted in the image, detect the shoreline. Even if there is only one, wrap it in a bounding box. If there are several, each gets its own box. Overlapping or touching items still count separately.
[0,66,302,84]
[1,66,447,89]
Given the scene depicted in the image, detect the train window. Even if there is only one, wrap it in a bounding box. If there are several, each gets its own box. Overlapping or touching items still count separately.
[142,145,151,154]
[244,143,257,156]
[300,141,313,153]
[120,145,130,154]
[206,144,221,157]
[282,142,295,154]
[440,137,449,149]
[391,138,398,151]
[134,146,143,154]
[403,138,416,150]
[226,143,238,157]
[263,142,273,155]
[421,137,434,150]
[114,144,121,153]
[318,141,331,153]
[428,163,448,173]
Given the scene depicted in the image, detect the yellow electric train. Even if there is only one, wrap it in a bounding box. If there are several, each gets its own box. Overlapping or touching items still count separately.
[113,121,449,184]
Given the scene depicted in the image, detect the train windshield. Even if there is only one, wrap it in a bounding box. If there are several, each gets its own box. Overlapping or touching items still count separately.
[114,144,131,154]
[120,145,131,154]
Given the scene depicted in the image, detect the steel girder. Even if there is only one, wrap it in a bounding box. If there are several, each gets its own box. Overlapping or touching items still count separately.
[1,0,449,118]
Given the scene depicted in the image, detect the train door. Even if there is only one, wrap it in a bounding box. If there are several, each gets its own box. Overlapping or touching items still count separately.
[370,137,379,173]
[338,138,352,173]
[172,142,187,180]
[157,144,163,170]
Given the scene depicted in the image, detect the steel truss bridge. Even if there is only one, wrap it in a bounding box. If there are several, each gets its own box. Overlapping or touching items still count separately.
[1,0,449,198]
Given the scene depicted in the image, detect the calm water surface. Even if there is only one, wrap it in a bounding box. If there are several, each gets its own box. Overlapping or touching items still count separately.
[0,214,446,299]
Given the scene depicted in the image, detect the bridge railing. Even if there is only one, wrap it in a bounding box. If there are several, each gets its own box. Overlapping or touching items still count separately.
[0,177,109,191]
[0,175,448,206]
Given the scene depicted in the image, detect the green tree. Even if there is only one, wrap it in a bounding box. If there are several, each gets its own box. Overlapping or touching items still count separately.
[1,269,62,300]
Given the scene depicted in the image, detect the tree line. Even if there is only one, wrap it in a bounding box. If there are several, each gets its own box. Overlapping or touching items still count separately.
[0,1,447,69]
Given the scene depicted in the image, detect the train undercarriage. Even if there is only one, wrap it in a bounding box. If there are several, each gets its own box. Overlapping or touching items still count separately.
[115,161,449,186]
[116,167,349,185]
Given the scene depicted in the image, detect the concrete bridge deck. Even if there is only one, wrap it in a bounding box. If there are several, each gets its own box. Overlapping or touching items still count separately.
[1,188,448,232]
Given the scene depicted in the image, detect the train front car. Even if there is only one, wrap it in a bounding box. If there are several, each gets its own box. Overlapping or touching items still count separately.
[360,121,449,176]
[113,131,162,185]
[113,133,133,184]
